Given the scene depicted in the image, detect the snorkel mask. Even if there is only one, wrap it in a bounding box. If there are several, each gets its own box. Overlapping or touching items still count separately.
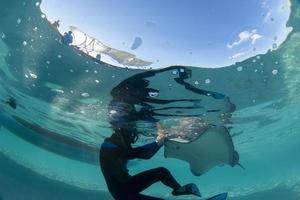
[112,121,139,144]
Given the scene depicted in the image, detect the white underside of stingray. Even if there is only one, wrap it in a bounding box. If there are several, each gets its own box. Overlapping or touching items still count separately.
[164,126,239,176]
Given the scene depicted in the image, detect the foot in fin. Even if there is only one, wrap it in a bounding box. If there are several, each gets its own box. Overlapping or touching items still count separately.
[172,183,201,197]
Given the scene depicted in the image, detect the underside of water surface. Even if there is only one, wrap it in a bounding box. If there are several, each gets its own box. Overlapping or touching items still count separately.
[1,0,300,200]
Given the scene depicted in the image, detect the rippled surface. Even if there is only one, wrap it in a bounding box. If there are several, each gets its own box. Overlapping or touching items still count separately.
[1,0,300,199]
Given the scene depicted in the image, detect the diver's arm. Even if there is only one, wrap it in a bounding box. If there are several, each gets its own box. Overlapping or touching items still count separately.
[126,123,167,160]
[126,141,162,160]
[143,97,199,104]
[130,66,188,80]
[174,77,225,99]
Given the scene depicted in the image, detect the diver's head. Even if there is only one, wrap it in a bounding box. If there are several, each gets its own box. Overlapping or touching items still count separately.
[112,122,139,144]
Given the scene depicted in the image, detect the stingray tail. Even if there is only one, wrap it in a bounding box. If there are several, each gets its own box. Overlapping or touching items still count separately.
[237,163,246,170]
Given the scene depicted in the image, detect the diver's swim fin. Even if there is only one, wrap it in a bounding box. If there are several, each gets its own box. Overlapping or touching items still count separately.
[172,183,202,197]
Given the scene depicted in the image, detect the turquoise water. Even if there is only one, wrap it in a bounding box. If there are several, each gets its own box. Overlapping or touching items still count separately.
[1,0,300,199]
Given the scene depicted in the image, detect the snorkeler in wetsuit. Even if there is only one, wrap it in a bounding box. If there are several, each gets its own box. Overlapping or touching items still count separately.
[100,123,201,200]
[62,31,73,46]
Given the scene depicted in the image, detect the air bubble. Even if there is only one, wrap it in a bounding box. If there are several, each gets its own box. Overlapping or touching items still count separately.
[252,59,256,63]
[41,14,46,19]
[29,73,37,79]
[57,54,62,58]
[148,91,159,97]
[95,80,100,83]
[46,60,50,64]
[17,18,21,24]
[51,89,65,94]
[33,27,38,31]
[172,70,178,75]
[180,68,185,72]
[85,70,89,73]
[272,69,278,75]
[22,41,27,46]
[194,81,199,85]
[109,110,117,114]
[1,33,6,39]
[36,2,40,6]
[205,78,211,84]
[70,69,74,73]
[81,93,90,97]
[94,70,98,74]
[237,66,243,71]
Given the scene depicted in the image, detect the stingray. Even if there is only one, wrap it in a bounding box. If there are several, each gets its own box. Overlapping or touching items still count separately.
[164,126,242,176]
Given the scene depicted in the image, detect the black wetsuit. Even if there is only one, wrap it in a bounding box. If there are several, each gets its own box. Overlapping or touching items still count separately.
[99,133,181,200]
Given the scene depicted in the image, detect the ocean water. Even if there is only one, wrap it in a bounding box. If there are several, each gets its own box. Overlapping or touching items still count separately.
[1,0,300,200]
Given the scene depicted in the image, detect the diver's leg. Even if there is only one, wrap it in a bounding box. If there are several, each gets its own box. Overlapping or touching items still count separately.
[128,167,181,193]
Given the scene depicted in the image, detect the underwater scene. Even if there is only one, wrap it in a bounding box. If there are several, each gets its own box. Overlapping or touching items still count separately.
[1,0,300,199]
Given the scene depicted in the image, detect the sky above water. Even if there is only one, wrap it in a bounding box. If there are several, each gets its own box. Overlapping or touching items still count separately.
[41,0,291,68]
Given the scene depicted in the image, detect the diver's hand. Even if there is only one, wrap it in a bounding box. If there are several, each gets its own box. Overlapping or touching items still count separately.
[156,123,168,146]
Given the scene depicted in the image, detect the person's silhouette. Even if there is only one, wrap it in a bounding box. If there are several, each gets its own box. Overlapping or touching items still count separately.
[99,122,201,200]
[108,66,225,124]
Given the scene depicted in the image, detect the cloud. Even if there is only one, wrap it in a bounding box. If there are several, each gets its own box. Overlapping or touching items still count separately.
[263,10,273,23]
[261,0,270,9]
[227,29,263,49]
[229,52,247,59]
[250,33,263,45]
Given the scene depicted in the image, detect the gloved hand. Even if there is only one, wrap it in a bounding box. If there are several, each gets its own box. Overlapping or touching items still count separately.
[156,123,168,146]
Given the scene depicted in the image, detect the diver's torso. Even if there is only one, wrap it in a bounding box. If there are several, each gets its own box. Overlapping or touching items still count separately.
[99,136,131,187]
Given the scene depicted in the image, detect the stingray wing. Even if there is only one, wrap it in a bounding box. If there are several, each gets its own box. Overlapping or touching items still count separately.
[164,126,236,176]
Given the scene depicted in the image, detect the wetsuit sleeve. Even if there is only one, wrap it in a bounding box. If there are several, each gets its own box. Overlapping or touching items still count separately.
[126,141,162,160]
